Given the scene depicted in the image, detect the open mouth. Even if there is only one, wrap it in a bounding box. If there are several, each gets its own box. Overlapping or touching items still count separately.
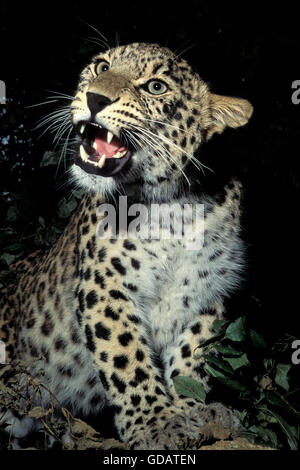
[74,121,132,177]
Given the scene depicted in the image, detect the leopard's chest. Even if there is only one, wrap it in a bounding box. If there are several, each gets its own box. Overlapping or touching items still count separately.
[77,194,243,351]
[120,226,242,350]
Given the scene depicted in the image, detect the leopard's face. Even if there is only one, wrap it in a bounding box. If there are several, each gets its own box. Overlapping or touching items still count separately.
[71,42,253,200]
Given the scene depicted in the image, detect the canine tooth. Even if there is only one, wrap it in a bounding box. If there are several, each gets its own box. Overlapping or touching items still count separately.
[80,123,86,134]
[98,154,107,168]
[80,145,89,161]
[92,141,98,151]
[107,131,114,144]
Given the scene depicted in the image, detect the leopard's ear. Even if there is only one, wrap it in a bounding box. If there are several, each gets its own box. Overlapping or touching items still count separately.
[206,93,253,140]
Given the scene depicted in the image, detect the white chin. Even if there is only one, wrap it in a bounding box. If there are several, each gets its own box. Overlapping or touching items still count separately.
[71,164,119,198]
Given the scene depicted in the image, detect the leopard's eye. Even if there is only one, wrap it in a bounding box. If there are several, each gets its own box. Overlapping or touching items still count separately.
[147,80,168,95]
[95,61,110,74]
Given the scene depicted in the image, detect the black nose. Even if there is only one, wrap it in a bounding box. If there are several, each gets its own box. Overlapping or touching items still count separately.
[86,92,112,118]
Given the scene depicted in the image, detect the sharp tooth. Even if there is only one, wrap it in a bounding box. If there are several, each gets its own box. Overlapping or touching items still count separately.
[80,145,89,161]
[113,150,127,159]
[80,123,86,134]
[92,141,98,151]
[98,154,107,168]
[107,131,114,144]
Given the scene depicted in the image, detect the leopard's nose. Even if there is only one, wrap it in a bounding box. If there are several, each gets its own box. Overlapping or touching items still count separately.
[86,92,112,119]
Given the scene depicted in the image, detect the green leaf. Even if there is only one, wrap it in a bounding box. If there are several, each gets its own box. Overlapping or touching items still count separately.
[223,353,250,370]
[197,333,222,350]
[40,151,60,167]
[262,390,300,416]
[211,319,228,333]
[239,389,253,401]
[225,317,247,342]
[260,408,298,450]
[248,425,278,448]
[204,355,235,376]
[250,329,267,349]
[204,364,246,391]
[6,206,19,223]
[0,253,16,266]
[38,216,45,228]
[173,376,206,403]
[240,429,258,444]
[215,344,244,357]
[3,243,23,254]
[57,197,77,219]
[257,409,277,424]
[274,363,291,392]
[262,428,279,448]
[289,425,300,441]
[234,409,248,424]
[204,364,225,379]
[262,390,286,409]
[53,224,64,234]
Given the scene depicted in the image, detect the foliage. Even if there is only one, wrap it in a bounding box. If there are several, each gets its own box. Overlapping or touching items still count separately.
[174,317,300,449]
[0,361,125,450]
[0,147,84,283]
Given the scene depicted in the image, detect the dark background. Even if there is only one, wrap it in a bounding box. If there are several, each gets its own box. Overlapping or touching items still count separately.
[1,0,300,341]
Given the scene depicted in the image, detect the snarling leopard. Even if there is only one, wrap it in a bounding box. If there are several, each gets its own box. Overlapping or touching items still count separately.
[0,42,253,449]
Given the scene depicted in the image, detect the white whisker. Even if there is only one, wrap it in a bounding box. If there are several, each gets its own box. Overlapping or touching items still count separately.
[129,123,201,175]
[32,91,74,170]
[78,20,110,50]
[85,37,108,50]
[127,124,192,187]
[135,122,211,175]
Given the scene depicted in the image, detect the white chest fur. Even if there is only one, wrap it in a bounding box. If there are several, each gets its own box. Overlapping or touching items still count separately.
[117,196,244,351]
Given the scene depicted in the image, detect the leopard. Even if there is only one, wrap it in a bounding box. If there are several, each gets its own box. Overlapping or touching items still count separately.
[0,42,253,450]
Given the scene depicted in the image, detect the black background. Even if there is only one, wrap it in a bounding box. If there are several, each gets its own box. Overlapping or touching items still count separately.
[1,0,300,340]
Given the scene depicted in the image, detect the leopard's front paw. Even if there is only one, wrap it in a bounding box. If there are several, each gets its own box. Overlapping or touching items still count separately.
[130,429,180,450]
[125,403,240,450]
[189,402,240,440]
[126,408,200,450]
[129,410,206,450]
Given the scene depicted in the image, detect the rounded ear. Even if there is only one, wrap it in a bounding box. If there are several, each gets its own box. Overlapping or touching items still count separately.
[206,93,253,140]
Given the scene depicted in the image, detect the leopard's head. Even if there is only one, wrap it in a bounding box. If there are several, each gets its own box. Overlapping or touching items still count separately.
[71,42,253,201]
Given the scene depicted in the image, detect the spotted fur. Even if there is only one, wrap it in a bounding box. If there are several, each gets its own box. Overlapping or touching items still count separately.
[0,42,253,449]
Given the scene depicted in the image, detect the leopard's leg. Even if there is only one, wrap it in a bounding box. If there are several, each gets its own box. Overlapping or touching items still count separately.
[162,302,240,441]
[0,286,18,363]
[0,287,31,448]
[82,284,233,449]
[83,299,196,450]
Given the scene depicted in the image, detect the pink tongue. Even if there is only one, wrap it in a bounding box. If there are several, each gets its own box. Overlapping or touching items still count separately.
[95,136,126,158]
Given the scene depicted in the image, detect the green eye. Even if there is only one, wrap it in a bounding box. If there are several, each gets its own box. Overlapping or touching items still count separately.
[147,80,168,95]
[95,61,110,74]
